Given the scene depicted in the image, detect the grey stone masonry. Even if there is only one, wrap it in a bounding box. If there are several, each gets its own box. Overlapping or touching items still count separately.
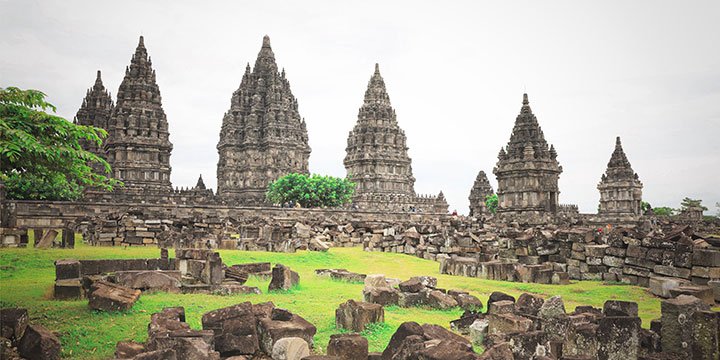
[597,136,643,220]
[468,170,494,218]
[494,93,562,221]
[73,70,114,175]
[216,35,311,204]
[104,36,173,195]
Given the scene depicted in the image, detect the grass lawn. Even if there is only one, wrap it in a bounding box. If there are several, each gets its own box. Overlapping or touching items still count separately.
[2,238,716,359]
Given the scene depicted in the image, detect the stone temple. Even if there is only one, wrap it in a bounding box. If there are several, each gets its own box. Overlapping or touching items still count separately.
[493,94,562,220]
[216,36,311,203]
[104,36,174,195]
[73,70,114,175]
[597,136,643,221]
[467,170,494,217]
[344,64,447,213]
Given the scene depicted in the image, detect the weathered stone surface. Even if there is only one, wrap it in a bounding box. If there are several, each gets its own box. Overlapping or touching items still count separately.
[469,319,489,346]
[602,300,638,317]
[426,290,458,310]
[201,301,258,356]
[271,337,310,360]
[36,229,58,249]
[413,338,479,360]
[380,322,424,360]
[487,291,515,305]
[487,313,533,335]
[327,333,368,360]
[398,278,424,293]
[258,313,317,355]
[564,323,598,358]
[421,323,471,346]
[691,310,719,360]
[54,258,81,280]
[468,171,495,217]
[0,308,28,342]
[709,279,720,302]
[335,299,384,332]
[539,295,566,318]
[649,276,691,298]
[477,342,513,360]
[302,356,341,360]
[661,295,711,352]
[269,264,299,292]
[692,248,720,267]
[364,274,389,291]
[515,293,544,316]
[668,285,715,305]
[114,270,182,292]
[453,293,483,310]
[363,288,399,306]
[18,324,61,360]
[134,348,177,360]
[487,300,515,314]
[115,340,145,358]
[88,281,141,311]
[597,316,641,360]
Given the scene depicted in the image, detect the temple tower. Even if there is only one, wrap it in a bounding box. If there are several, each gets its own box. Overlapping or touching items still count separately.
[344,64,419,211]
[597,136,643,218]
[468,170,494,217]
[73,70,114,173]
[105,36,173,193]
[493,94,562,219]
[216,35,311,203]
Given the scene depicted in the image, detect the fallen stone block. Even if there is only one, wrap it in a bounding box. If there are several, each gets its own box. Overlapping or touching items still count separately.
[380,322,424,360]
[0,308,28,342]
[487,313,533,335]
[336,299,384,332]
[427,290,458,310]
[18,324,61,360]
[603,300,638,317]
[563,323,598,358]
[649,276,691,298]
[88,281,141,311]
[691,310,719,360]
[668,285,715,305]
[661,295,711,352]
[327,333,368,360]
[114,270,182,293]
[54,279,83,300]
[201,301,258,356]
[363,288,399,306]
[515,293,544,316]
[272,336,310,360]
[54,258,81,280]
[597,316,641,360]
[364,274,390,291]
[539,295,566,318]
[134,348,177,360]
[487,300,514,314]
[257,312,317,355]
[114,340,145,358]
[225,266,249,284]
[469,319,488,346]
[269,264,300,291]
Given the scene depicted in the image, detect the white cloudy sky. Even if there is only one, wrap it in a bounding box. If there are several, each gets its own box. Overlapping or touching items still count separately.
[2,0,719,215]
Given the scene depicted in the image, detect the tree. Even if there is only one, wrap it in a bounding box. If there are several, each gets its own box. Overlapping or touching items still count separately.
[680,197,708,211]
[0,87,120,200]
[485,194,498,214]
[653,207,676,216]
[266,173,355,208]
[641,201,651,213]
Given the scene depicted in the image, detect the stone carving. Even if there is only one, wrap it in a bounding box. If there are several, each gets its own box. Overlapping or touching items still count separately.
[344,64,447,213]
[493,93,562,221]
[468,170,494,217]
[73,70,114,175]
[104,36,173,195]
[597,136,643,220]
[216,35,311,203]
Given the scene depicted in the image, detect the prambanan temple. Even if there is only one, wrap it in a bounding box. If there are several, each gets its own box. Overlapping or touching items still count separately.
[68,35,655,225]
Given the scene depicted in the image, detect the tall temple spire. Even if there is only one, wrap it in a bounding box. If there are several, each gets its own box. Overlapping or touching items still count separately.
[74,70,114,175]
[344,64,441,212]
[104,36,173,194]
[493,93,562,220]
[598,136,643,218]
[216,35,311,203]
[468,170,494,217]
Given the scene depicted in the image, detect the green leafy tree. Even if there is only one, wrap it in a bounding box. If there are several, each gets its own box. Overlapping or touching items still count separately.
[641,201,651,213]
[485,194,498,214]
[653,207,676,216]
[0,87,120,200]
[266,173,355,208]
[680,197,708,211]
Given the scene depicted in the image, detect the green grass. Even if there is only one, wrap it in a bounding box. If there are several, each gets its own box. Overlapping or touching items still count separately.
[2,237,716,359]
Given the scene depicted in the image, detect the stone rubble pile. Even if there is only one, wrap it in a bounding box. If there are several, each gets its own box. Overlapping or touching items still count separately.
[1,308,61,360]
[449,291,720,360]
[361,275,483,311]
[315,269,367,283]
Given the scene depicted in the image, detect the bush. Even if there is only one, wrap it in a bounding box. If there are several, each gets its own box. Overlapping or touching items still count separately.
[266,173,355,208]
[485,194,498,214]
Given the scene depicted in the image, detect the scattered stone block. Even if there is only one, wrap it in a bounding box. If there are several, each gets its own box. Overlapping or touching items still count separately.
[487,300,515,314]
[115,340,145,358]
[258,312,317,355]
[269,264,300,291]
[88,281,141,311]
[649,276,691,298]
[691,310,719,360]
[668,285,715,305]
[54,258,81,280]
[515,293,544,316]
[487,291,515,306]
[427,290,458,309]
[35,230,58,249]
[272,337,310,360]
[469,319,489,346]
[539,295,566,318]
[564,323,598,358]
[327,333,369,360]
[363,288,399,306]
[0,308,28,342]
[18,324,61,360]
[380,321,424,360]
[336,299,384,332]
[364,274,389,290]
[114,270,182,293]
[661,295,711,352]
[54,279,83,300]
[399,278,424,293]
[487,313,533,335]
[201,301,258,356]
[603,300,638,317]
[597,316,641,360]
[135,348,177,360]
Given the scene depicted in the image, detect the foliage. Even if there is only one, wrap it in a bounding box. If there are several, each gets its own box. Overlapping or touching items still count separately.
[680,197,708,211]
[641,201,651,213]
[653,206,676,216]
[0,87,121,200]
[266,173,355,208]
[485,194,498,214]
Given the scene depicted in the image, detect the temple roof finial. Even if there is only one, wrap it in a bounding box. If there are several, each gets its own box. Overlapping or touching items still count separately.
[262,35,271,48]
[375,63,380,73]
[616,136,622,146]
[523,93,529,105]
[94,70,103,87]
[138,35,144,47]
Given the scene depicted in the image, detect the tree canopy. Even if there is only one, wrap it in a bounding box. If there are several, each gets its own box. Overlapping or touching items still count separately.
[680,197,708,211]
[485,194,498,214]
[0,87,120,200]
[266,173,355,208]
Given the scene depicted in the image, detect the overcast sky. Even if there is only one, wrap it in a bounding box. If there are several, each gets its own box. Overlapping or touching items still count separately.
[2,0,719,215]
